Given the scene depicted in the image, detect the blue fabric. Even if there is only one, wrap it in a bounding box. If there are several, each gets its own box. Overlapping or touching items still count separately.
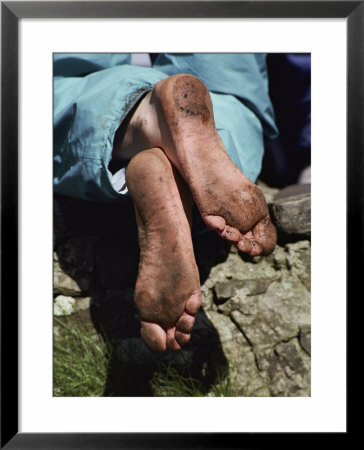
[54,64,168,201]
[54,53,276,201]
[53,53,132,77]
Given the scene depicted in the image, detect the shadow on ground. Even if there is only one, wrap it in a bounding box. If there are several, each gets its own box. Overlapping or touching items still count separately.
[54,194,230,396]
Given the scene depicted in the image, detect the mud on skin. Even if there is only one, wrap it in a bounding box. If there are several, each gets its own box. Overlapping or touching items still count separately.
[126,148,201,352]
[152,73,277,256]
[117,74,277,352]
[173,75,211,125]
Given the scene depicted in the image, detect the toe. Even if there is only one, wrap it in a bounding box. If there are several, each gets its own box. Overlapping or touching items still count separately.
[203,214,226,233]
[176,312,195,333]
[237,231,256,254]
[249,241,263,256]
[167,306,196,351]
[236,237,253,253]
[175,330,191,346]
[175,312,194,347]
[252,216,277,255]
[140,321,167,352]
[166,327,182,351]
[222,226,241,242]
[185,290,202,315]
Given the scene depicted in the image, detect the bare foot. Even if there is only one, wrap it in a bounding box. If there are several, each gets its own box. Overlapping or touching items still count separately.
[126,147,201,352]
[152,74,277,256]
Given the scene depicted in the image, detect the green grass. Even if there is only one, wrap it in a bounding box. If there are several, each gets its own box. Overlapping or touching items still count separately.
[53,314,268,397]
[151,363,262,397]
[151,364,205,397]
[53,314,111,397]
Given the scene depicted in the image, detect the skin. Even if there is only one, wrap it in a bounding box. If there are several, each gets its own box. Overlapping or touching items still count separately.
[126,148,200,352]
[116,74,277,352]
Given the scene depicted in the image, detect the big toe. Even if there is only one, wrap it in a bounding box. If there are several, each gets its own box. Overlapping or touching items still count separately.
[203,214,226,233]
[185,290,202,314]
[140,321,167,352]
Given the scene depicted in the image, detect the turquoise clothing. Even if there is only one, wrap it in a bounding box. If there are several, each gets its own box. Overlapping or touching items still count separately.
[153,53,277,139]
[53,53,278,202]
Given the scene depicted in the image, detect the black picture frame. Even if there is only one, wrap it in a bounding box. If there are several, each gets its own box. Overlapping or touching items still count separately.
[1,1,360,448]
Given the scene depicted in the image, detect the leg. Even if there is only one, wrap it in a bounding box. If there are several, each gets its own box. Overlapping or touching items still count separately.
[126,148,201,352]
[113,74,276,256]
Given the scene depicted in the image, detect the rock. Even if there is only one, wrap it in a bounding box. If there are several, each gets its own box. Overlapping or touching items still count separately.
[54,255,82,297]
[257,180,280,205]
[54,295,75,316]
[214,278,275,304]
[286,241,311,291]
[274,183,310,201]
[255,338,311,396]
[234,277,310,347]
[298,166,311,185]
[205,310,270,396]
[272,246,288,270]
[200,240,311,396]
[75,297,91,311]
[214,281,239,303]
[271,184,311,237]
[204,250,279,290]
[53,185,311,397]
[299,326,311,355]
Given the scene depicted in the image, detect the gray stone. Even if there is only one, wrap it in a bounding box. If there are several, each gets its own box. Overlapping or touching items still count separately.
[272,246,288,270]
[257,180,280,205]
[214,282,239,303]
[228,276,310,347]
[240,278,275,296]
[75,297,91,311]
[214,278,274,304]
[198,237,311,397]
[286,241,311,291]
[255,338,311,396]
[299,326,311,355]
[275,340,305,374]
[205,251,279,290]
[53,183,311,397]
[274,183,311,201]
[271,184,311,236]
[53,256,82,297]
[206,310,251,351]
[205,310,270,396]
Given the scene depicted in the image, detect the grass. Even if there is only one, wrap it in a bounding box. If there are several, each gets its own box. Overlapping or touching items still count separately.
[151,364,205,397]
[53,313,269,397]
[53,314,111,397]
[151,363,265,397]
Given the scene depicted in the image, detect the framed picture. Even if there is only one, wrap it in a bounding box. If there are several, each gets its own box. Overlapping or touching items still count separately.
[2,1,360,448]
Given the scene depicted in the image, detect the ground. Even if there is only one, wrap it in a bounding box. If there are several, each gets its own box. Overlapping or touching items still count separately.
[53,181,311,397]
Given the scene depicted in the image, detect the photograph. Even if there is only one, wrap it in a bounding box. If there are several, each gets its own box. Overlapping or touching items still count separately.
[53,52,312,398]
